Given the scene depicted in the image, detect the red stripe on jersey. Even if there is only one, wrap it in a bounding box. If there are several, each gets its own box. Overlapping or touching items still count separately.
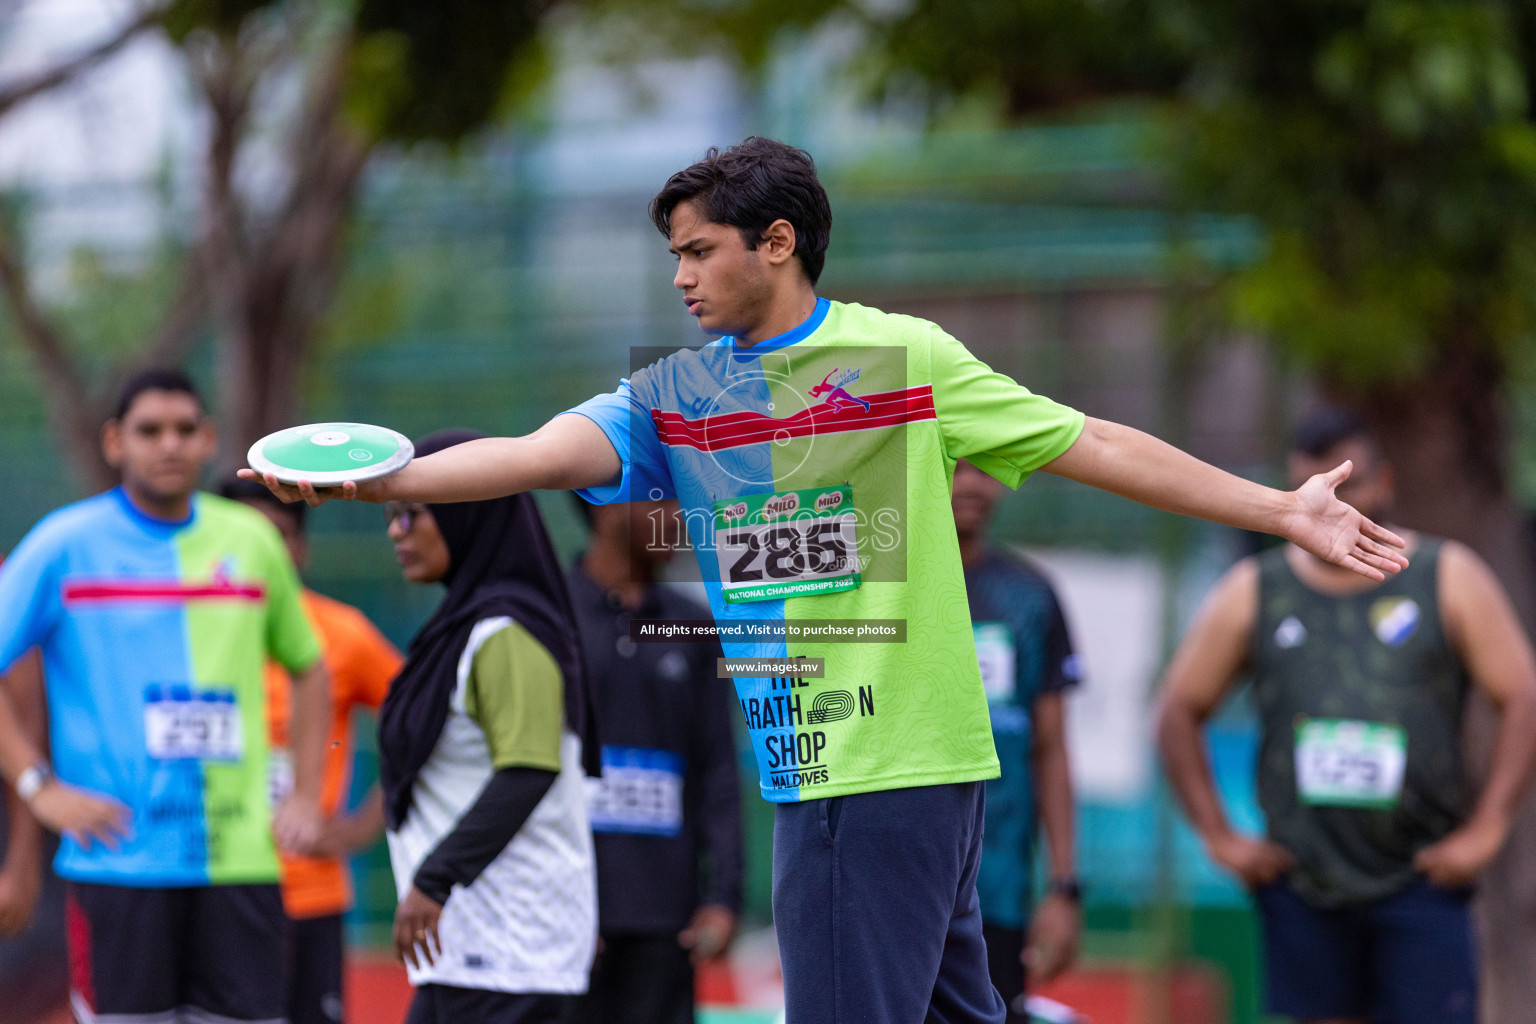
[63,581,267,604]
[653,385,936,453]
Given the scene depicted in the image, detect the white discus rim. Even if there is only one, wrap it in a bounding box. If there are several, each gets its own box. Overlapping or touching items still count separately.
[246,422,415,486]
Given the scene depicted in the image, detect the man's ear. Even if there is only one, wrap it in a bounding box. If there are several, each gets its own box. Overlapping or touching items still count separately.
[761,218,798,267]
[101,420,124,469]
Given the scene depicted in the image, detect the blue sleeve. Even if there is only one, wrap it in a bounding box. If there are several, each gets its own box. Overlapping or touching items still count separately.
[0,522,64,675]
[562,378,676,505]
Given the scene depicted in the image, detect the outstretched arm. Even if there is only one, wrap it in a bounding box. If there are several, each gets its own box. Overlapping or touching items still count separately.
[1044,418,1407,580]
[240,411,622,507]
[1414,542,1536,887]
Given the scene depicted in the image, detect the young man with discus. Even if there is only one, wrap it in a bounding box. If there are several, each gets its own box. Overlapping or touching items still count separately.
[247,139,1407,1024]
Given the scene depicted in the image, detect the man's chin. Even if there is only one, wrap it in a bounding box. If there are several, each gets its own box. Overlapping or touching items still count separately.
[140,478,199,504]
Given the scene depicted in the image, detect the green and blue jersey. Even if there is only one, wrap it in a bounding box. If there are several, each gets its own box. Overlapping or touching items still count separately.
[0,488,321,886]
[569,298,1084,802]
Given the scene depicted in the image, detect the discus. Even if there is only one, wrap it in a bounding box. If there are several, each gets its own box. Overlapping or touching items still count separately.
[246,422,414,487]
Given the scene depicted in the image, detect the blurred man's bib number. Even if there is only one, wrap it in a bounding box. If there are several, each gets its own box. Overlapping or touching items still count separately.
[972,622,1017,703]
[145,686,244,761]
[714,485,862,604]
[587,746,684,837]
[1295,719,1406,808]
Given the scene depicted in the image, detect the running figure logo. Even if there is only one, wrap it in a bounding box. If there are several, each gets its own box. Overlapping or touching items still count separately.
[808,368,871,413]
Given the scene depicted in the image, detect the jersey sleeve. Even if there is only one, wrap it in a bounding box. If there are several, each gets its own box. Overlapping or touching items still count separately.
[463,621,564,772]
[563,375,676,505]
[328,604,402,711]
[262,532,322,674]
[0,526,64,675]
[929,326,1085,489]
[1039,589,1082,695]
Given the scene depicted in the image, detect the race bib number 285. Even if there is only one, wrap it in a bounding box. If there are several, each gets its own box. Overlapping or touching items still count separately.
[714,485,861,604]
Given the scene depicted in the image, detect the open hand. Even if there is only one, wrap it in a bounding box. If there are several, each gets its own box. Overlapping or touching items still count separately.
[30,782,131,851]
[394,886,444,969]
[1284,461,1409,581]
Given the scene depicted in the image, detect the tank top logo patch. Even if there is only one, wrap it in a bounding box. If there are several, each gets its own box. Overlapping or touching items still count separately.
[1370,597,1420,647]
[1275,616,1308,649]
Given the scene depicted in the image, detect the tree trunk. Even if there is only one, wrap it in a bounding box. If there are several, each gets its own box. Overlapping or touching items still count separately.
[1345,344,1536,1024]
[208,37,369,473]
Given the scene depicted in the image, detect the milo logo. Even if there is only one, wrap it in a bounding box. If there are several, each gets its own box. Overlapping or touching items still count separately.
[763,493,799,519]
[721,501,749,522]
[814,491,843,512]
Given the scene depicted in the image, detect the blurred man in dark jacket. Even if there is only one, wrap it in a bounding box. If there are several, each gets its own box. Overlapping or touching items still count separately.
[566,496,743,1024]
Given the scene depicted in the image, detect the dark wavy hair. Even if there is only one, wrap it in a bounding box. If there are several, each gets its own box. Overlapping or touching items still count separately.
[649,137,833,285]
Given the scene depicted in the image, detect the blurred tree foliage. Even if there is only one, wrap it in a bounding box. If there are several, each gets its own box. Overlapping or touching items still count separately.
[0,0,557,487]
[601,0,1536,423]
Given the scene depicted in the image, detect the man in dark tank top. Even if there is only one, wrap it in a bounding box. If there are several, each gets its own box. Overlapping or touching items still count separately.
[1154,408,1536,1024]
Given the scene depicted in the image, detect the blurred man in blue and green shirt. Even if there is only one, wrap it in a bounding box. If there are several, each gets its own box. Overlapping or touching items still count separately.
[0,368,331,1024]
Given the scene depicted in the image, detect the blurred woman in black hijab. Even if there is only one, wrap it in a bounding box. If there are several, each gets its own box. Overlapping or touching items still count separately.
[380,429,599,1024]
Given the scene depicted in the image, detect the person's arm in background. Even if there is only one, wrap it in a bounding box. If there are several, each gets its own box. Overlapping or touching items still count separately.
[1024,593,1080,985]
[1154,559,1295,887]
[311,608,402,860]
[0,652,46,935]
[276,660,331,855]
[0,667,129,852]
[261,520,331,855]
[1413,542,1536,887]
[680,644,743,965]
[397,766,556,969]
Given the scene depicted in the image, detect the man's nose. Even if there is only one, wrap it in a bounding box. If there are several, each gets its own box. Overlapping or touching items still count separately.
[673,262,694,290]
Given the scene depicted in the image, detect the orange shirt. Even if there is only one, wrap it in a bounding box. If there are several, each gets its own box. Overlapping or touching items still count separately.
[267,589,402,919]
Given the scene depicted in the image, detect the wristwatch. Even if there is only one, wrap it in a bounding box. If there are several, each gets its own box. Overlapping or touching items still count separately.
[15,763,54,803]
[1048,876,1084,904]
